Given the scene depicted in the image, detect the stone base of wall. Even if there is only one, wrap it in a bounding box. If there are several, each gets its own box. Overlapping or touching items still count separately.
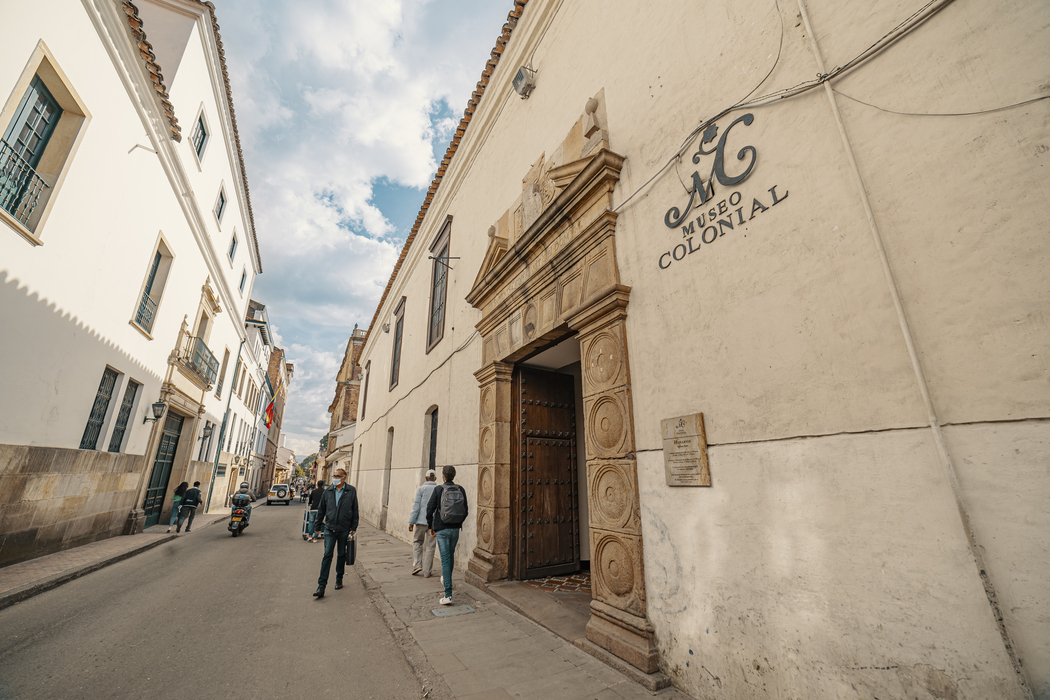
[0,444,146,567]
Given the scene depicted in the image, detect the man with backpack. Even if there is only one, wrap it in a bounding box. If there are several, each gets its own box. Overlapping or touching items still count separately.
[176,481,203,533]
[426,465,468,605]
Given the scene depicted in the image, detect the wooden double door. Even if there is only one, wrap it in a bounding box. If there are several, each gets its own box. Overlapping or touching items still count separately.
[512,367,581,579]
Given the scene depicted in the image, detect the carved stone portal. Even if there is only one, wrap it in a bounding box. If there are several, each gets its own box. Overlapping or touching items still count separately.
[464,92,658,675]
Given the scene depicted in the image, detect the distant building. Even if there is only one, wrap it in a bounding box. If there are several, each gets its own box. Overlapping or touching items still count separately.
[261,347,293,495]
[323,327,366,485]
[0,0,265,564]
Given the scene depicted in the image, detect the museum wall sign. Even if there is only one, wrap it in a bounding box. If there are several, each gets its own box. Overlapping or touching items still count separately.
[658,113,790,270]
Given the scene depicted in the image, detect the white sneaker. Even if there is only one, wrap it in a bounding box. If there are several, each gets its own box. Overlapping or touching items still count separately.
[439,596,453,605]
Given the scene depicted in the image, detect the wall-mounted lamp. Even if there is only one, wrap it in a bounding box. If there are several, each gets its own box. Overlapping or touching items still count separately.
[382,323,390,333]
[143,400,167,424]
[202,424,213,439]
[513,65,537,99]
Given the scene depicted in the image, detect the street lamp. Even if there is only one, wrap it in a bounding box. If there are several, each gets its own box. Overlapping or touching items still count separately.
[143,400,167,424]
[202,424,213,439]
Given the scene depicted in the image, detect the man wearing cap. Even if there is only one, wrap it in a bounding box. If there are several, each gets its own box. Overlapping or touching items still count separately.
[408,469,438,576]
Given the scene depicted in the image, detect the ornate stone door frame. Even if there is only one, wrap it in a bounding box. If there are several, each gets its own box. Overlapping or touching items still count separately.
[465,149,659,673]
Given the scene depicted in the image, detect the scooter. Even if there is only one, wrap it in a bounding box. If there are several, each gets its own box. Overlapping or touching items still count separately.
[229,507,249,537]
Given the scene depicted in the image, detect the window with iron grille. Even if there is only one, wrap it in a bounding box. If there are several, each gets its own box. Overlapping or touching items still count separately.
[191,114,208,159]
[215,188,226,223]
[390,298,405,389]
[216,348,230,398]
[427,220,451,353]
[1,76,62,230]
[107,379,140,452]
[80,367,119,450]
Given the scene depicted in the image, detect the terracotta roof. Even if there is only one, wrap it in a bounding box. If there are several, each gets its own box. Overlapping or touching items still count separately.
[120,1,262,274]
[121,1,181,141]
[363,0,528,345]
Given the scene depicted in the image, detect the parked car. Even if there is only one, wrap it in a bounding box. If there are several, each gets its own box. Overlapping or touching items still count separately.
[267,484,292,506]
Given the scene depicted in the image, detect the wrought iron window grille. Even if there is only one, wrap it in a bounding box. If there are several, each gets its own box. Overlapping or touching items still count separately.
[0,138,49,229]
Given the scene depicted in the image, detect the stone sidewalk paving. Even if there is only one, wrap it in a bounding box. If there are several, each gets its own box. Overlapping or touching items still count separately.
[353,523,692,700]
[0,512,226,610]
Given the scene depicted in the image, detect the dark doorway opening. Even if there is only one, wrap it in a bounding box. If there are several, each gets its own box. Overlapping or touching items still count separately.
[511,366,581,579]
[143,413,184,528]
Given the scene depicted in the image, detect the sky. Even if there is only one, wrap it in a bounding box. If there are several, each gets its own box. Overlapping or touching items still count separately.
[216,0,513,457]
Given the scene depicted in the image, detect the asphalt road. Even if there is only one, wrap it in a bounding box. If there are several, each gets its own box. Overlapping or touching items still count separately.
[0,501,420,700]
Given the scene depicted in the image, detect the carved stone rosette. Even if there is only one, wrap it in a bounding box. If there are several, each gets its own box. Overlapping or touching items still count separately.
[569,288,659,673]
[468,361,513,582]
[465,118,658,673]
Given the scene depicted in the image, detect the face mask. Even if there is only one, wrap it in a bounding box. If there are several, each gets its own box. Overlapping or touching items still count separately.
[332,477,343,485]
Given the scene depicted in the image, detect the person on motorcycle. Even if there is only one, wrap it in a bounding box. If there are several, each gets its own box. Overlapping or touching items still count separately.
[231,482,253,523]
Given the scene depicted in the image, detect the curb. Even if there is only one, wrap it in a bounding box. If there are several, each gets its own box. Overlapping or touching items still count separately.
[355,558,456,700]
[0,514,226,612]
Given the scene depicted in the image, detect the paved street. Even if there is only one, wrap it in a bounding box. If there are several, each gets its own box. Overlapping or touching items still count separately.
[0,503,419,700]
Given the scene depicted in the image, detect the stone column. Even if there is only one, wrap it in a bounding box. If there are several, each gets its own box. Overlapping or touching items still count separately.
[467,360,513,583]
[570,285,659,674]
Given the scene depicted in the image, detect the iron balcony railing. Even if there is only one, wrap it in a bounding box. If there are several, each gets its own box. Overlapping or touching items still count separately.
[135,292,157,330]
[186,336,219,385]
[0,138,49,228]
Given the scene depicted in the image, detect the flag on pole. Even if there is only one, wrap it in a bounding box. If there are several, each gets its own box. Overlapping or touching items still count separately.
[264,399,275,429]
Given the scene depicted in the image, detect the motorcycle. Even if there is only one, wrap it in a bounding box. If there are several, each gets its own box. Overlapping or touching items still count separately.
[228,507,249,536]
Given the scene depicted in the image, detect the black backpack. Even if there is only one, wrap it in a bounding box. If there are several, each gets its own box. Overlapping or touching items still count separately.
[181,488,201,508]
[439,484,467,525]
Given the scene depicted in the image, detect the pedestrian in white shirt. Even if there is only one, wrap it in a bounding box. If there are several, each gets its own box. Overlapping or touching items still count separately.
[408,469,438,577]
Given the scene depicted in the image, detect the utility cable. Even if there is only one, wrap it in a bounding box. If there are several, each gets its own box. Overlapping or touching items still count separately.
[613,0,957,215]
[832,89,1050,117]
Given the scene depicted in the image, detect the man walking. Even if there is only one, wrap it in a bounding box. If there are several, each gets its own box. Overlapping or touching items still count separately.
[312,469,357,598]
[408,469,438,577]
[307,479,325,543]
[176,481,203,533]
[426,465,468,605]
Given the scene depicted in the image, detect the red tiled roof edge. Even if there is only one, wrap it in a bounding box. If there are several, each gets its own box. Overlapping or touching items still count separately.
[362,0,529,346]
[121,1,182,142]
[194,1,263,274]
[121,1,263,274]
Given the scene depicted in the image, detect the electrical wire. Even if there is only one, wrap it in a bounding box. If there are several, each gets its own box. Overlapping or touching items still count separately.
[832,89,1050,117]
[613,0,958,215]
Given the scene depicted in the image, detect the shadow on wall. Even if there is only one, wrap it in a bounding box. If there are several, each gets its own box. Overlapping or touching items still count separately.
[0,270,163,446]
[0,271,165,567]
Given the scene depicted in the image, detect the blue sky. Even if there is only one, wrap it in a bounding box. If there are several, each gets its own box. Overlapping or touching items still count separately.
[216,0,512,456]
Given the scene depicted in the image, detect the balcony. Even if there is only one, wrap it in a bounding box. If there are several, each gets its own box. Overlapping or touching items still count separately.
[0,138,50,229]
[135,292,157,331]
[186,336,219,384]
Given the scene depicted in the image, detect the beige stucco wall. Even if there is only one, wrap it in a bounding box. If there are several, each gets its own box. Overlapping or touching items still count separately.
[352,0,1048,696]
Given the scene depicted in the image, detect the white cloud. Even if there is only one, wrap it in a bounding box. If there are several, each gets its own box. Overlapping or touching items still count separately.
[214,0,512,457]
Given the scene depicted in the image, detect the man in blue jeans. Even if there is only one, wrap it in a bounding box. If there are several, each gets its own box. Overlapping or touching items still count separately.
[426,465,468,605]
[312,468,358,598]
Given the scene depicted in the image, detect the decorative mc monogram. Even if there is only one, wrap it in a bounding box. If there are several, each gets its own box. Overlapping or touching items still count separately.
[664,113,757,229]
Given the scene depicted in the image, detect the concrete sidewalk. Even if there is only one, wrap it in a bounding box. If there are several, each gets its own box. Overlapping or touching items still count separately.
[353,523,692,700]
[0,512,226,610]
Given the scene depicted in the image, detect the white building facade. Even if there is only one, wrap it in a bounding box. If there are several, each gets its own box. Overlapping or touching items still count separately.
[349,1,1050,698]
[0,0,266,560]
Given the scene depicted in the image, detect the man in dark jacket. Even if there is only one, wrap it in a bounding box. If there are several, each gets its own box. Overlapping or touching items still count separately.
[312,469,357,598]
[427,465,468,605]
[176,481,203,533]
[306,480,325,543]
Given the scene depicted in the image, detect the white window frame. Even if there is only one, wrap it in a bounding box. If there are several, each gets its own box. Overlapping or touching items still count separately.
[189,103,210,169]
[0,40,91,245]
[214,183,227,227]
[129,231,175,339]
